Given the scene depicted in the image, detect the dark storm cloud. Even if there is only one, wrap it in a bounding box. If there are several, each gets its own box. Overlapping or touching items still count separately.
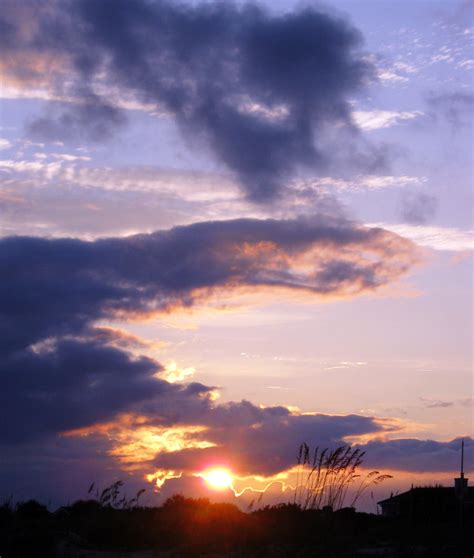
[0,217,416,445]
[1,0,377,200]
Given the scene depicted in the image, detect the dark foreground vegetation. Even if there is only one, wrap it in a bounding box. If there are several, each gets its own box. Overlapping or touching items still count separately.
[1,494,472,558]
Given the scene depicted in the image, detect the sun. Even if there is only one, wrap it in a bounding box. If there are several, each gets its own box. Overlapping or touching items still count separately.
[201,468,233,491]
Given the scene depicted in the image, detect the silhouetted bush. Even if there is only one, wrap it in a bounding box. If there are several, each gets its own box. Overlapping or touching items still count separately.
[16,499,50,519]
[0,492,472,557]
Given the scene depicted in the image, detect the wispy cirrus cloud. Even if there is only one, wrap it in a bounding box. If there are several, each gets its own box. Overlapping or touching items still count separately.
[0,138,12,150]
[426,91,474,129]
[374,223,474,252]
[296,174,426,192]
[419,397,454,409]
[399,192,438,225]
[420,396,474,409]
[352,110,423,131]
[1,152,428,239]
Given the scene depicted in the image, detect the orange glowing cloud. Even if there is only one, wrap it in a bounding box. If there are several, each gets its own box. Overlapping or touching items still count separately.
[146,469,183,489]
[91,326,169,351]
[62,414,217,471]
[159,360,196,383]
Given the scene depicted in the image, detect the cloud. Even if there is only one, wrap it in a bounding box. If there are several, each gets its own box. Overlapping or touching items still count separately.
[0,157,240,198]
[28,94,127,142]
[362,437,473,473]
[161,360,196,384]
[400,192,438,225]
[90,326,167,352]
[0,138,12,150]
[0,155,429,239]
[62,394,398,481]
[149,409,390,477]
[0,338,165,444]
[426,92,474,129]
[419,397,454,409]
[0,2,469,506]
[457,59,474,69]
[420,396,474,409]
[75,400,389,468]
[0,433,149,506]
[0,0,382,201]
[299,174,426,193]
[459,397,474,407]
[1,382,470,504]
[0,157,248,238]
[0,217,417,349]
[377,70,409,84]
[373,223,474,252]
[0,216,417,446]
[87,392,471,480]
[352,110,423,131]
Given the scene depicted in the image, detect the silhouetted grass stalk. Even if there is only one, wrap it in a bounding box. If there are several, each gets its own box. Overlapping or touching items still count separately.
[87,481,146,509]
[293,444,392,511]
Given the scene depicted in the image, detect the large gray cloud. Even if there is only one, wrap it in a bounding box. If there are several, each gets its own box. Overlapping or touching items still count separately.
[0,216,416,446]
[148,416,472,477]
[0,216,416,355]
[149,407,389,476]
[0,0,380,200]
[1,338,210,444]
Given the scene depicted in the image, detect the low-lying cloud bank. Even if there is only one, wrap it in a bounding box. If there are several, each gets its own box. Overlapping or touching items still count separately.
[362,438,473,473]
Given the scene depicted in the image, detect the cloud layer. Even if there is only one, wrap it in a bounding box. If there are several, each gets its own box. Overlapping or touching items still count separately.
[0,216,416,446]
[0,0,379,200]
[1,216,416,350]
[0,215,468,503]
[1,1,470,507]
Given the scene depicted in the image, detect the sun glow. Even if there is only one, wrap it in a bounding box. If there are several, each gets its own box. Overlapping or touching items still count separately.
[197,468,293,498]
[200,468,233,491]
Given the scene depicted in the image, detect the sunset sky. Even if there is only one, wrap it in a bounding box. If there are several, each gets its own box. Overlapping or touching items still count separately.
[0,0,472,509]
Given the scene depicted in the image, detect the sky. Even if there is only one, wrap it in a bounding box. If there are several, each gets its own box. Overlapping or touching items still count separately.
[0,0,473,510]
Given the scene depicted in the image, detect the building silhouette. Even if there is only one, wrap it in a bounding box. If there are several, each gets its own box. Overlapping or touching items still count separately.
[377,440,473,523]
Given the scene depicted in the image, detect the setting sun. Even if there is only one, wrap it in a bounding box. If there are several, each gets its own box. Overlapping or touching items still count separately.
[201,468,233,491]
